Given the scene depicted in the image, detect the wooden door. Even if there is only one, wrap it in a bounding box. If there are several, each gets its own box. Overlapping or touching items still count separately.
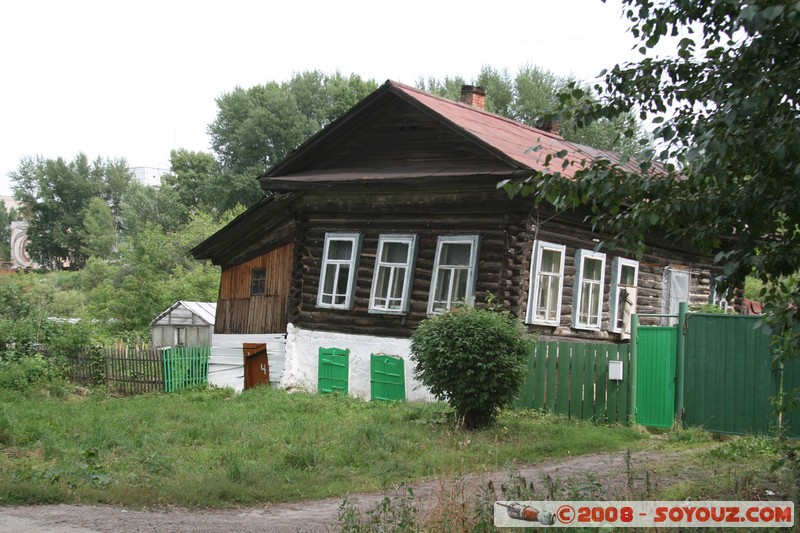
[243,343,270,390]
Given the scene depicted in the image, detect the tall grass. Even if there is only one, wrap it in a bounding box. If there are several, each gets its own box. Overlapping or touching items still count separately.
[0,386,645,507]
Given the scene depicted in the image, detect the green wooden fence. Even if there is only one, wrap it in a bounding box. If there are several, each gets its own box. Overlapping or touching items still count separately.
[782,360,800,439]
[516,340,631,423]
[162,346,211,392]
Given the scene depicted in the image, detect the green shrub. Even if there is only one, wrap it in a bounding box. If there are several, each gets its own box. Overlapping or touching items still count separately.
[410,305,531,429]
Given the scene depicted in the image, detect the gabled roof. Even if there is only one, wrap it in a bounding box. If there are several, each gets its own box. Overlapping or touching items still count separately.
[262,80,639,188]
[190,192,299,265]
[151,301,217,326]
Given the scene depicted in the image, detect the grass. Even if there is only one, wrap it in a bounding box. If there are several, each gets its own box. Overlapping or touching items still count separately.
[0,385,647,508]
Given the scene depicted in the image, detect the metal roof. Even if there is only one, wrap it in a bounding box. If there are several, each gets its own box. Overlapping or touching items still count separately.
[151,301,217,326]
[263,80,645,185]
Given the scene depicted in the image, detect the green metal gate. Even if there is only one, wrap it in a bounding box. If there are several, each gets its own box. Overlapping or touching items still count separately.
[683,314,778,435]
[318,347,349,394]
[370,354,405,401]
[635,326,678,428]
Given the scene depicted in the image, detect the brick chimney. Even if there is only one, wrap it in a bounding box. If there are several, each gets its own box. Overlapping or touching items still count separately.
[540,120,561,135]
[460,85,486,110]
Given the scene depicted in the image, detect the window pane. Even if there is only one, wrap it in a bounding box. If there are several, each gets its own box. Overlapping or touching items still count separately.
[537,273,559,321]
[617,287,633,329]
[432,269,452,312]
[620,264,636,286]
[334,265,350,303]
[389,267,405,301]
[251,268,266,295]
[590,283,601,324]
[540,249,561,274]
[452,267,468,302]
[383,241,409,263]
[583,257,602,281]
[327,240,352,260]
[440,242,471,266]
[374,266,390,306]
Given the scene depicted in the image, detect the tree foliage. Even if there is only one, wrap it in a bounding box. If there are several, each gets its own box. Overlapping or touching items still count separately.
[0,201,16,261]
[419,65,646,153]
[504,1,800,368]
[410,306,531,429]
[10,154,132,268]
[208,71,378,174]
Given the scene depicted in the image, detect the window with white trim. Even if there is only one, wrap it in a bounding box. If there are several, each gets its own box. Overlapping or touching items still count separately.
[662,267,691,324]
[609,257,638,334]
[428,235,480,315]
[572,249,606,330]
[317,233,361,309]
[526,240,566,326]
[369,234,417,314]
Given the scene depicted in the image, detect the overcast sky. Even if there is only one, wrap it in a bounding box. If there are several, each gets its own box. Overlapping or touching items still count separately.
[0,0,651,197]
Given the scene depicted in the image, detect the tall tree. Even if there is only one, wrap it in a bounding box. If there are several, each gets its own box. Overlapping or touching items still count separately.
[207,70,378,207]
[506,1,800,368]
[0,201,16,262]
[11,154,133,268]
[81,197,116,259]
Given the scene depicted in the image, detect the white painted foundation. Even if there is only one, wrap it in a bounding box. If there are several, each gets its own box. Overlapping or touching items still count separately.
[282,323,436,402]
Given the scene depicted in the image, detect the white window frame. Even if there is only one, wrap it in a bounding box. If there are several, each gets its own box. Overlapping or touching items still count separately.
[608,257,639,334]
[317,232,361,310]
[572,249,607,331]
[662,267,691,324]
[369,234,418,315]
[526,240,566,326]
[427,235,480,315]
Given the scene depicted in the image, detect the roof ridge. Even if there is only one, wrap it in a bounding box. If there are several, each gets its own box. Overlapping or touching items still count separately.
[385,79,566,142]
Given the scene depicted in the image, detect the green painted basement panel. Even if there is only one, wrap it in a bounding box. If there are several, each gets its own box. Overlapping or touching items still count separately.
[370,354,406,401]
[318,347,350,394]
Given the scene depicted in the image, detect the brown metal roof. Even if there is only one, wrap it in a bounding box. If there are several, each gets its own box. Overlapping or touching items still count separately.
[388,81,642,179]
[264,80,644,186]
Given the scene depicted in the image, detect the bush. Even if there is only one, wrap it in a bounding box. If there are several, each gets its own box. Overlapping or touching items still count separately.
[410,305,531,429]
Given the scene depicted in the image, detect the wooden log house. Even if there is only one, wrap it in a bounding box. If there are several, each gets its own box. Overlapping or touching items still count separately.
[191,81,716,399]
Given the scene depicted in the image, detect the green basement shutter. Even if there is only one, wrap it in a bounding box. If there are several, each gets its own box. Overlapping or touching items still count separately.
[370,353,406,401]
[318,347,349,394]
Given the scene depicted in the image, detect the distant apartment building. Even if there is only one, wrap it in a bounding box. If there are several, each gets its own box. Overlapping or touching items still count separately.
[130,166,170,188]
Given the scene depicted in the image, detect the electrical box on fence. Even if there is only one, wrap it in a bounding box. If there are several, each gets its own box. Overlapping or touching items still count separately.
[608,360,624,381]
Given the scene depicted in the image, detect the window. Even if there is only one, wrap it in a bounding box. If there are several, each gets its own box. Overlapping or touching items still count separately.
[662,267,690,323]
[526,241,566,325]
[251,268,266,295]
[176,327,185,346]
[609,258,638,335]
[317,233,361,309]
[572,249,606,330]
[369,234,417,314]
[428,235,480,315]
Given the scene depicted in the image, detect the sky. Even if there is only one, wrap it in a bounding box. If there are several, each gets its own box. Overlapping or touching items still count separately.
[0,0,651,197]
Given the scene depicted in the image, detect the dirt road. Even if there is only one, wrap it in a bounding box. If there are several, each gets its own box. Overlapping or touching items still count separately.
[0,447,702,533]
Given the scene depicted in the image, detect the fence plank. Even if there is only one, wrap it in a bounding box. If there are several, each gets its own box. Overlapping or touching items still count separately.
[555,343,571,416]
[570,343,586,419]
[595,345,609,422]
[544,341,559,412]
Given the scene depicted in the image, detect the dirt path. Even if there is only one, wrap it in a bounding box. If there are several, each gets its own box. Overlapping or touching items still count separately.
[0,446,704,533]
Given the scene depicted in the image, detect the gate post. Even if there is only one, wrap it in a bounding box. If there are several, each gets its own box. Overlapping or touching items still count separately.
[630,314,639,424]
[675,301,688,428]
